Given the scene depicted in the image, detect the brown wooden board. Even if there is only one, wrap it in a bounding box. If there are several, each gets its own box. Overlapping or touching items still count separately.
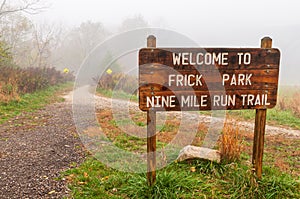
[139,48,280,111]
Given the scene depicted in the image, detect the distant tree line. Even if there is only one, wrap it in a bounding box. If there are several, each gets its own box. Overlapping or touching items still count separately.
[0,0,149,100]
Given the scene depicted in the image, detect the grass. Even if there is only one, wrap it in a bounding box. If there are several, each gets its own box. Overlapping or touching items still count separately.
[96,87,138,102]
[64,157,300,199]
[226,86,300,130]
[66,86,300,198]
[0,82,73,124]
[227,108,300,130]
[65,105,300,198]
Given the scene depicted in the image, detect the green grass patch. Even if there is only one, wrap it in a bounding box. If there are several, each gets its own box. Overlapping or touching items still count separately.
[157,123,177,132]
[96,87,138,102]
[64,158,300,199]
[227,108,300,130]
[113,134,146,152]
[0,82,73,124]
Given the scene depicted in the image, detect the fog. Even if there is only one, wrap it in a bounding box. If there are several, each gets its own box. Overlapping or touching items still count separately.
[30,0,300,85]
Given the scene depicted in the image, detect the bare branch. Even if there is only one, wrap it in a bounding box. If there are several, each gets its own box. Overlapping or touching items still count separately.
[0,0,7,13]
[0,0,48,18]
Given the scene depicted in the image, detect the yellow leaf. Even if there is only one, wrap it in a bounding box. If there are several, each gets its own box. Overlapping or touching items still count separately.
[106,68,113,75]
[63,68,69,74]
[101,176,109,181]
[190,167,196,172]
[84,172,88,178]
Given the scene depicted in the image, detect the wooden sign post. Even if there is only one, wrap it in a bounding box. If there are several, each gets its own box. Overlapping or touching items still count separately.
[146,35,157,186]
[252,37,273,179]
[139,36,280,184]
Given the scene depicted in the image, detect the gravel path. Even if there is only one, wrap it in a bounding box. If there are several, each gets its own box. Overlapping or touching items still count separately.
[0,97,85,198]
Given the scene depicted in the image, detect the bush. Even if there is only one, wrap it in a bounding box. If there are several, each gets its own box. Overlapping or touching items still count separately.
[0,40,13,66]
[0,65,74,102]
[98,72,137,94]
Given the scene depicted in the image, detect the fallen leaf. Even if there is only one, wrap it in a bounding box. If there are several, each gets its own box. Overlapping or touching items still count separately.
[101,176,109,181]
[190,167,196,172]
[48,190,56,195]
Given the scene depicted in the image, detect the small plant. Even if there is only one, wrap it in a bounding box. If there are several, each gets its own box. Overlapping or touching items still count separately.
[220,120,243,163]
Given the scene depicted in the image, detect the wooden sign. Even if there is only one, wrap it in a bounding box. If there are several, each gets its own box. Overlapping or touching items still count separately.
[139,48,280,111]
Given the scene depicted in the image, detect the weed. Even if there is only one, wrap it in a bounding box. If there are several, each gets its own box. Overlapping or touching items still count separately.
[219,120,243,163]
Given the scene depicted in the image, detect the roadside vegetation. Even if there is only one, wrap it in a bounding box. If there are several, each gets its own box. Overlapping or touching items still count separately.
[0,65,73,100]
[0,82,73,124]
[0,47,74,124]
[0,38,74,124]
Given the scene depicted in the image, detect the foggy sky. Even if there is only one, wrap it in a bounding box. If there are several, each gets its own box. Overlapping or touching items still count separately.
[31,0,300,85]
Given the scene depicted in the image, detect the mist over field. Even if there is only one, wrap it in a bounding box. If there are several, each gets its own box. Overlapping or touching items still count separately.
[0,1,298,85]
[30,0,300,85]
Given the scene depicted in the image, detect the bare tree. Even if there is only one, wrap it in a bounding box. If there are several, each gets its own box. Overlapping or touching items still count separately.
[0,0,47,18]
[27,23,62,68]
[0,12,33,51]
[52,21,108,71]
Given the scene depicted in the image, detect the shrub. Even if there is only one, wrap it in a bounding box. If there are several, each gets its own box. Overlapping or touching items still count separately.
[98,72,137,94]
[0,40,13,66]
[0,65,74,102]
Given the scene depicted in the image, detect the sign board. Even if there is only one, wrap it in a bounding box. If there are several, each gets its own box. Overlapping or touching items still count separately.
[139,48,280,111]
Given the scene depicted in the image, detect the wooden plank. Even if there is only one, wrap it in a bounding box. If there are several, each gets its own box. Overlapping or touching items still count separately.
[139,48,280,70]
[139,90,277,111]
[139,68,279,91]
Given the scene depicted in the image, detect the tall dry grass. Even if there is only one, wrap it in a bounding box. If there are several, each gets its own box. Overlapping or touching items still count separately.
[219,121,243,163]
[277,91,300,117]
